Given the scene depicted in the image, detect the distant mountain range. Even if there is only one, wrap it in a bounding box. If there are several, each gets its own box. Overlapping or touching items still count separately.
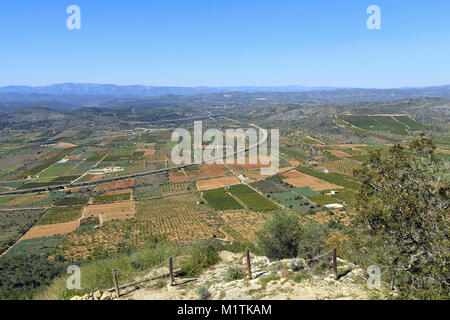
[0,83,336,96]
[0,83,449,111]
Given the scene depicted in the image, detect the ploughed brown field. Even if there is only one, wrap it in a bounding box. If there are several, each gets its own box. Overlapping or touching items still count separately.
[327,149,352,158]
[19,221,79,240]
[95,179,135,192]
[169,164,227,183]
[196,176,240,191]
[282,171,343,191]
[83,201,135,223]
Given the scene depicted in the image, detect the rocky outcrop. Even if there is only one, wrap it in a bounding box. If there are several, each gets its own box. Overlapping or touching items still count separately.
[69,251,383,301]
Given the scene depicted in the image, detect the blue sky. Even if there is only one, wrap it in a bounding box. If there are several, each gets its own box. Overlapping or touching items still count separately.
[0,0,449,88]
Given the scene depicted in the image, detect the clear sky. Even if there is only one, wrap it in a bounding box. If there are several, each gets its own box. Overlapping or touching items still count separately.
[0,0,449,88]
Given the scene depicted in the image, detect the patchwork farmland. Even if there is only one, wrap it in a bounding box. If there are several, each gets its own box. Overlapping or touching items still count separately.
[0,104,447,301]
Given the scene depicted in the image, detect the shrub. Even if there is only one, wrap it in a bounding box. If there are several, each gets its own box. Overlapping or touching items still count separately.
[179,241,220,278]
[226,265,245,281]
[256,213,302,260]
[287,259,305,272]
[297,221,330,263]
[196,286,211,300]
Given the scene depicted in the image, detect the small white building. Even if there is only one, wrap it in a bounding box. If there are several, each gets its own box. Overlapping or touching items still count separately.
[330,190,339,195]
[324,203,344,209]
[90,166,124,175]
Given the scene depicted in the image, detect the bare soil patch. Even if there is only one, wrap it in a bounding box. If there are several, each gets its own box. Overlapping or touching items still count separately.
[328,150,352,158]
[283,171,343,191]
[197,176,240,191]
[20,221,79,240]
[95,179,135,192]
[103,188,134,196]
[83,201,135,223]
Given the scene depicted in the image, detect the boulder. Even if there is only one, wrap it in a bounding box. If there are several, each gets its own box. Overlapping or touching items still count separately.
[100,292,112,300]
[93,291,103,300]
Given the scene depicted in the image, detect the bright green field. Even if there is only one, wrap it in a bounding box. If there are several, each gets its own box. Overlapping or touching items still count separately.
[229,185,279,212]
[202,188,243,211]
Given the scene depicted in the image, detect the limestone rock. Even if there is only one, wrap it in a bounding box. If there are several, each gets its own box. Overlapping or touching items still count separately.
[100,292,112,300]
[93,291,102,300]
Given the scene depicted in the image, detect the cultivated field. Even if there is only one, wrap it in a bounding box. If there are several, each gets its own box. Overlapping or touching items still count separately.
[218,209,271,243]
[20,221,79,240]
[83,201,136,223]
[319,159,361,177]
[202,188,243,211]
[282,171,343,191]
[196,176,240,191]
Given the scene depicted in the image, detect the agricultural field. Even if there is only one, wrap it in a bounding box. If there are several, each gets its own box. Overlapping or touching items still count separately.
[339,114,431,136]
[291,187,318,198]
[196,176,240,191]
[279,147,309,162]
[3,235,65,257]
[0,102,447,301]
[169,164,227,183]
[161,182,196,195]
[36,207,83,226]
[20,220,80,240]
[53,197,90,206]
[218,209,271,243]
[95,179,135,192]
[269,191,312,214]
[229,184,279,212]
[83,201,135,223]
[250,180,288,194]
[134,174,167,199]
[319,159,361,177]
[0,209,45,255]
[0,194,51,208]
[393,116,430,131]
[202,188,243,211]
[296,167,361,190]
[92,192,132,204]
[283,170,343,191]
[308,189,357,206]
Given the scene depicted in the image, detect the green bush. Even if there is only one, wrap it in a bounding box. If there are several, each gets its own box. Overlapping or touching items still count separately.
[256,212,302,260]
[179,241,220,278]
[297,221,330,262]
[226,265,245,281]
[196,286,211,300]
[0,254,67,300]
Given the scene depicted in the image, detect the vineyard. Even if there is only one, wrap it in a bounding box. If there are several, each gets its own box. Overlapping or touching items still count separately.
[92,192,132,204]
[53,197,90,206]
[36,206,84,225]
[202,188,243,211]
[161,182,196,195]
[218,209,271,243]
[95,179,135,192]
[319,159,361,177]
[229,185,279,212]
